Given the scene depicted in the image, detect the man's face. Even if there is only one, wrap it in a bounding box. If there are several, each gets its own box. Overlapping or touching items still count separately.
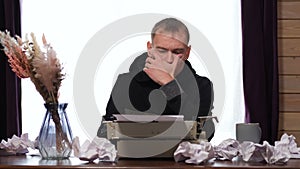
[147,31,191,64]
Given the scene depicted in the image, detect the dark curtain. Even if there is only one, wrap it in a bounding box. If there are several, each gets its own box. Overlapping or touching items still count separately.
[241,0,278,144]
[0,0,22,140]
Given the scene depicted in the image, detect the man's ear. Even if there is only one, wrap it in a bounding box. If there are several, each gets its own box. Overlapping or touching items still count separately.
[183,45,191,60]
[147,41,152,56]
[147,41,152,50]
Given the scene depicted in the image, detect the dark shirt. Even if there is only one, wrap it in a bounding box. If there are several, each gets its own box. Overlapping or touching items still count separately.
[99,52,215,140]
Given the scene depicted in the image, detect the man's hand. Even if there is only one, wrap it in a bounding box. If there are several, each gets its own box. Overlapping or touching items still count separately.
[144,49,185,85]
[143,68,173,85]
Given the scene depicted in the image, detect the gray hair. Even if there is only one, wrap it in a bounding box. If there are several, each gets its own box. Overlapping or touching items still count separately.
[151,17,190,44]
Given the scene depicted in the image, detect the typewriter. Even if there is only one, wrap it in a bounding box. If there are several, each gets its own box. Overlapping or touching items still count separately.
[104,114,218,158]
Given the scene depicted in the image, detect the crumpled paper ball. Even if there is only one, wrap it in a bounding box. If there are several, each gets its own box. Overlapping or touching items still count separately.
[239,141,265,162]
[173,133,300,165]
[174,141,214,164]
[238,133,300,164]
[0,133,35,155]
[72,136,117,162]
[214,138,239,160]
[239,141,290,164]
[275,133,300,159]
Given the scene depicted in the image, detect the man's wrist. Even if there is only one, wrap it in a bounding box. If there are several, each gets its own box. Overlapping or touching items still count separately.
[159,75,174,85]
[160,79,183,100]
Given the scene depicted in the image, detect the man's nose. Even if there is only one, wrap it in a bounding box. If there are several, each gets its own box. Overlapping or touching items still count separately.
[165,51,174,63]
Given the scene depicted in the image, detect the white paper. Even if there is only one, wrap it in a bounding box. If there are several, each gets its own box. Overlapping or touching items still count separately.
[239,141,291,164]
[174,133,300,165]
[0,133,35,155]
[238,141,265,162]
[113,114,184,122]
[174,141,214,164]
[72,136,117,162]
[214,138,239,160]
[275,133,300,159]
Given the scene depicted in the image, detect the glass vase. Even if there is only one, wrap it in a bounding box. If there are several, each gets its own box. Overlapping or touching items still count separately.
[38,103,73,159]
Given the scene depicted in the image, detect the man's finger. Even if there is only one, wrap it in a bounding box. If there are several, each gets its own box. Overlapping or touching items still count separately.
[145,57,155,63]
[145,62,156,69]
[145,62,150,69]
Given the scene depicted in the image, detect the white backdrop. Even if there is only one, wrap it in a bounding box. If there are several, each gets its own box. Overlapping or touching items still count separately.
[21,0,244,145]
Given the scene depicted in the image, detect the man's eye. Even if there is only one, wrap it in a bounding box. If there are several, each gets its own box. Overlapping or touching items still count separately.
[172,50,184,55]
[157,49,167,53]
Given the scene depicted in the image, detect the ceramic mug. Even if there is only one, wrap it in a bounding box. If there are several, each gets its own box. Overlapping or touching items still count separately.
[236,123,262,143]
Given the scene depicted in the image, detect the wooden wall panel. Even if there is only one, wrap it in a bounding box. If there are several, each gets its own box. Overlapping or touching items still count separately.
[279,94,300,111]
[278,0,300,145]
[278,57,300,75]
[278,1,300,19]
[278,20,300,38]
[279,112,300,130]
[278,39,300,56]
[279,76,300,93]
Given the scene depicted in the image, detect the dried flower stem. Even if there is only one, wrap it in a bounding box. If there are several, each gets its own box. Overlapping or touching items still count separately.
[49,103,71,152]
[0,30,70,153]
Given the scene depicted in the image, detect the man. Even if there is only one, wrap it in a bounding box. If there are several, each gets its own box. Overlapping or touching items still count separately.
[98,17,214,141]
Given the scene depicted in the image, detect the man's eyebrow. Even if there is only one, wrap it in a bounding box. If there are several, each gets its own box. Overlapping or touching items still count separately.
[155,46,186,51]
[155,46,168,50]
[172,48,185,51]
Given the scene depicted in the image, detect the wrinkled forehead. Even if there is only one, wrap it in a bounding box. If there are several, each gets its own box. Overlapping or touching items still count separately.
[153,28,188,45]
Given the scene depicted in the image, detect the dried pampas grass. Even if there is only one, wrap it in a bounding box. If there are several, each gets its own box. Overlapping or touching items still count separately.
[0,30,68,153]
[0,30,64,104]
